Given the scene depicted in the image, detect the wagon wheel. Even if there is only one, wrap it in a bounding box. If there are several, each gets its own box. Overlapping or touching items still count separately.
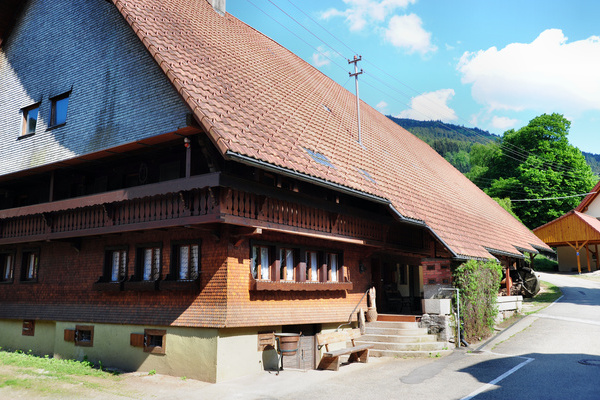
[519,267,540,298]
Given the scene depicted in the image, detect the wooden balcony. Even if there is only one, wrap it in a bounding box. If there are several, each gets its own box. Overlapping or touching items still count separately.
[0,172,389,246]
[0,174,221,244]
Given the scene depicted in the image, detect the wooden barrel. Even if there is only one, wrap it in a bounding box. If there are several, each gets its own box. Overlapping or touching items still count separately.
[275,333,300,356]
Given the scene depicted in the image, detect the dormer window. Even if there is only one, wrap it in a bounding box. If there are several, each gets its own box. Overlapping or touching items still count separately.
[21,104,40,137]
[50,92,69,127]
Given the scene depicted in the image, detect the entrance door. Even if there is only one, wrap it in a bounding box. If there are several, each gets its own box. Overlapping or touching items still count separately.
[372,256,423,314]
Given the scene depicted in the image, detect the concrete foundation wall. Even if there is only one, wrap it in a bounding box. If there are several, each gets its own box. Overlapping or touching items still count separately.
[0,319,56,355]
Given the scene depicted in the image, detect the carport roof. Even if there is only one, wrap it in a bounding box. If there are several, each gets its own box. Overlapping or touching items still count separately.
[533,210,600,247]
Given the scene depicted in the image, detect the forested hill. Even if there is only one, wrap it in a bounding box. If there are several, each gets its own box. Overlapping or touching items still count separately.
[387,117,498,145]
[388,116,600,176]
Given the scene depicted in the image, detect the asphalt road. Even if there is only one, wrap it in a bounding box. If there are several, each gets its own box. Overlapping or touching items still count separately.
[199,272,600,400]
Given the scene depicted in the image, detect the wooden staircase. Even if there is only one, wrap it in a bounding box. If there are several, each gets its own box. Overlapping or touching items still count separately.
[355,315,452,358]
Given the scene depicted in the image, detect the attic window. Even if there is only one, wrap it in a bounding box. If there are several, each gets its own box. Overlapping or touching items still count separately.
[357,168,376,184]
[50,92,70,127]
[303,148,335,168]
[21,104,40,137]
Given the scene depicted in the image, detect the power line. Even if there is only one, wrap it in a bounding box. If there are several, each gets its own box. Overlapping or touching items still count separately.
[241,1,595,181]
[244,0,348,73]
[511,192,597,202]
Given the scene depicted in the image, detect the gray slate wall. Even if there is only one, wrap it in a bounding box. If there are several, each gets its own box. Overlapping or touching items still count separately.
[0,0,191,178]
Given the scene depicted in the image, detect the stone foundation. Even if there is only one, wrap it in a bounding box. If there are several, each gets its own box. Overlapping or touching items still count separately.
[420,314,453,343]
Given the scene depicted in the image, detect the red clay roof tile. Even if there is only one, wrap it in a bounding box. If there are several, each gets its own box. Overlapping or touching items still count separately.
[112,0,551,259]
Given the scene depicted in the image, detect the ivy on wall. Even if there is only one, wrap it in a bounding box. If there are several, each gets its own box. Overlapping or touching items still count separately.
[453,259,502,342]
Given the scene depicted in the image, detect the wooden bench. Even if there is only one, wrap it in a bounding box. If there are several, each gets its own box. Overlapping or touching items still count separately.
[316,328,373,371]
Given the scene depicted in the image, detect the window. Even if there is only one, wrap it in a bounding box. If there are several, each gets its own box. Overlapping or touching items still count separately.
[251,242,345,287]
[107,248,127,282]
[21,249,39,282]
[21,104,40,137]
[252,245,271,280]
[135,245,161,281]
[0,252,14,283]
[50,92,69,126]
[75,325,94,347]
[144,329,166,354]
[173,243,200,280]
[328,253,339,282]
[306,251,319,282]
[279,248,296,281]
[22,320,35,336]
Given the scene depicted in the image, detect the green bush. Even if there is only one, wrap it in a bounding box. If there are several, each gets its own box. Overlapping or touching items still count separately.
[453,259,502,342]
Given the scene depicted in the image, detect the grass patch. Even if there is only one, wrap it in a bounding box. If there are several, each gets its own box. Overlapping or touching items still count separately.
[0,350,111,377]
[533,255,558,272]
[0,349,121,395]
[522,281,562,314]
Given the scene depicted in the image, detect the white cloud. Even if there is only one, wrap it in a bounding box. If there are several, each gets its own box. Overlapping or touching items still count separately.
[376,100,388,112]
[457,29,600,115]
[491,116,518,130]
[321,0,416,32]
[384,14,436,55]
[312,46,332,67]
[396,89,458,122]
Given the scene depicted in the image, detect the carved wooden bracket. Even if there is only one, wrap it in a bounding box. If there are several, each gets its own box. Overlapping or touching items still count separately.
[102,204,114,223]
[178,191,189,212]
[41,212,52,229]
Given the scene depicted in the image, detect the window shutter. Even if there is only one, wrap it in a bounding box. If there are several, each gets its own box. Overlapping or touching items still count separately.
[64,329,75,342]
[130,333,145,347]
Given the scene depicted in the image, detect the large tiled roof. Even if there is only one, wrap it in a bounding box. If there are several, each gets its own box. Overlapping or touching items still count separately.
[113,0,551,259]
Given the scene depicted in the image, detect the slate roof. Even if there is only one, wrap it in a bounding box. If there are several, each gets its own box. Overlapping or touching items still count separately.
[112,0,551,259]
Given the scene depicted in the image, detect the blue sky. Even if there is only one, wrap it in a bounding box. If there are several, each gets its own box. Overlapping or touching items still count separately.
[228,0,600,154]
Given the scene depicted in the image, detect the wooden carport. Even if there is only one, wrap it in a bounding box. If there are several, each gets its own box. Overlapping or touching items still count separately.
[533,211,600,273]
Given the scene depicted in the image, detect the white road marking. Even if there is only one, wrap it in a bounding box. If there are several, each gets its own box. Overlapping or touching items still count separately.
[535,313,600,326]
[460,356,534,400]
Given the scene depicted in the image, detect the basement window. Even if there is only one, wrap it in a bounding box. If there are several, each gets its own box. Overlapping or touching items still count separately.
[22,320,35,336]
[144,329,166,354]
[75,325,94,347]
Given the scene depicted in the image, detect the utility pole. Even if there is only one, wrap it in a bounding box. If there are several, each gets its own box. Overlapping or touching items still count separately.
[348,55,363,146]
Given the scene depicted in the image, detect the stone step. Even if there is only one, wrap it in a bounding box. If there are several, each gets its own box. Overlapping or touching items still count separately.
[359,333,439,344]
[365,321,419,329]
[364,327,429,336]
[356,340,449,352]
[369,348,454,359]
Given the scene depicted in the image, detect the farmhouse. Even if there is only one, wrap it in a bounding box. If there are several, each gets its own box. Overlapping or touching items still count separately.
[0,0,551,382]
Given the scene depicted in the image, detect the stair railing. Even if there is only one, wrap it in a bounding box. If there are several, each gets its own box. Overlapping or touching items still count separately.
[336,287,370,331]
